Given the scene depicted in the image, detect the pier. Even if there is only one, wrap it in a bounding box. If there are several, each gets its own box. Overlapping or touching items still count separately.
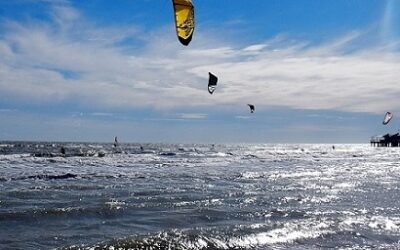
[371,133,400,147]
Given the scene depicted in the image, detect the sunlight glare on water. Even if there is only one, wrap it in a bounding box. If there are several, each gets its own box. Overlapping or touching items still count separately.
[0,142,400,249]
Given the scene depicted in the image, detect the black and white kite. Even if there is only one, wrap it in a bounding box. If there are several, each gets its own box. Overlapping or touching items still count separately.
[208,72,218,94]
[247,104,255,113]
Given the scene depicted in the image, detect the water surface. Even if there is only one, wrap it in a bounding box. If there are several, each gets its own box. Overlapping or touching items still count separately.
[1,142,400,249]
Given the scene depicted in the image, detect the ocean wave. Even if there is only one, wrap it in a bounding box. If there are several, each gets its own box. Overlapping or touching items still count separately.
[0,203,129,221]
[62,219,334,250]
[12,173,78,181]
[0,206,86,220]
[341,215,400,233]
[4,172,152,182]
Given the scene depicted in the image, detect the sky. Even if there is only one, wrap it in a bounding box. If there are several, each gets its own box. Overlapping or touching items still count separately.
[0,0,400,143]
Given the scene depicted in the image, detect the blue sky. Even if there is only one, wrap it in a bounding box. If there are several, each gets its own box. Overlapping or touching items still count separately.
[0,0,399,143]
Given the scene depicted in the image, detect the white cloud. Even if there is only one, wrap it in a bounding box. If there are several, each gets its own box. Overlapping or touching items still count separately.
[179,113,208,120]
[0,108,16,112]
[235,116,251,120]
[51,5,80,24]
[0,5,399,115]
[89,112,113,117]
[242,44,268,52]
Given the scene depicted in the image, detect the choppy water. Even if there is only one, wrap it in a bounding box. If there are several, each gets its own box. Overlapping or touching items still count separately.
[1,142,400,249]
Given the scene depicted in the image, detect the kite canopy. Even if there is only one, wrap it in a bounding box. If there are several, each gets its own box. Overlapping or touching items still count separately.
[172,0,195,46]
[247,104,255,113]
[383,112,393,125]
[208,72,218,94]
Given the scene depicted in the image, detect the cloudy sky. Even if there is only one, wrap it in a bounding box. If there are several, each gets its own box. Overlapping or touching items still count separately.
[0,0,399,143]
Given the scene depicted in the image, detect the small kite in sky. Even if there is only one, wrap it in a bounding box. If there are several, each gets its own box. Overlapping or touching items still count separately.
[383,112,393,125]
[208,72,218,94]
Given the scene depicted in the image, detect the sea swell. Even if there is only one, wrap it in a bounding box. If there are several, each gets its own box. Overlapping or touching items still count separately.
[1,142,400,249]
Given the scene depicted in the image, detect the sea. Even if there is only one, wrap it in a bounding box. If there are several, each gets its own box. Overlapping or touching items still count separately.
[1,142,400,250]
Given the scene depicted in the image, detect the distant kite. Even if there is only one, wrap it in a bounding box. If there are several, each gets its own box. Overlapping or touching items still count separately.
[247,104,255,113]
[383,112,393,125]
[208,72,218,94]
[172,0,195,46]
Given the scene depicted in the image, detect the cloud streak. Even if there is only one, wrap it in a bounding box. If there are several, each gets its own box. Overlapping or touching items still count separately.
[0,4,399,115]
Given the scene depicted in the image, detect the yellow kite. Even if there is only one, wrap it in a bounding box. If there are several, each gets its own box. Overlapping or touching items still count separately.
[172,0,195,46]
